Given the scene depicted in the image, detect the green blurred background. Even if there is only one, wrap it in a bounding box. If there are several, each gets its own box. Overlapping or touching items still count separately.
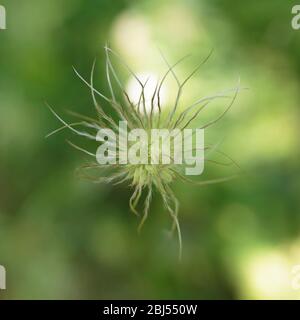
[0,0,300,299]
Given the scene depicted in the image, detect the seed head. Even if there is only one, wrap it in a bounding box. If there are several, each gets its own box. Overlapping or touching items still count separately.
[47,46,241,259]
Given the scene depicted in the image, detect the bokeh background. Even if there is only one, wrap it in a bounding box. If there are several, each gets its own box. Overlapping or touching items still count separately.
[0,0,300,299]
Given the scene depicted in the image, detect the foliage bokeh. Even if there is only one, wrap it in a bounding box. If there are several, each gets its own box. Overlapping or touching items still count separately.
[0,0,300,299]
